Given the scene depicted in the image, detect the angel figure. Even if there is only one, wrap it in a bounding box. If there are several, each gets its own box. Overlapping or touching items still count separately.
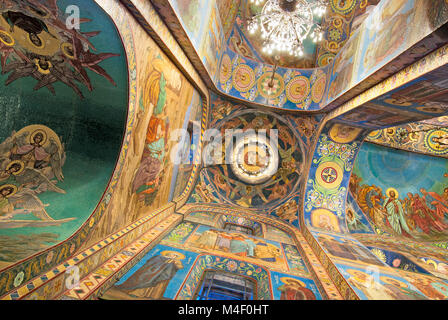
[1,160,65,194]
[5,129,66,182]
[0,185,75,228]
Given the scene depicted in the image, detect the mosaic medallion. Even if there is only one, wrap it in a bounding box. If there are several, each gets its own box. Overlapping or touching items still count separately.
[230,133,279,185]
[315,161,343,190]
[330,0,357,15]
[232,64,256,92]
[258,72,284,99]
[286,76,310,104]
[219,54,232,84]
[424,128,448,154]
[311,73,326,103]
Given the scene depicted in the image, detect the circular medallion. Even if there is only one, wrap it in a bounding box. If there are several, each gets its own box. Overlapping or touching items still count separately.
[316,161,343,189]
[321,167,338,184]
[220,54,232,84]
[258,72,284,99]
[286,76,310,103]
[386,187,399,199]
[230,133,279,185]
[318,53,335,67]
[367,130,382,140]
[45,251,54,264]
[425,128,448,154]
[329,124,362,144]
[13,271,24,288]
[311,74,326,103]
[330,0,357,15]
[416,105,447,114]
[232,64,255,92]
[310,208,341,232]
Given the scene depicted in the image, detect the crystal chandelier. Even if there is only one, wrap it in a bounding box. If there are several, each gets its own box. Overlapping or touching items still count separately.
[247,0,327,57]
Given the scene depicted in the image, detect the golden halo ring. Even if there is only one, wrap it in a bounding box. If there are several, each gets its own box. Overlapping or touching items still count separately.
[6,160,25,175]
[30,129,48,145]
[0,184,18,197]
[0,30,15,46]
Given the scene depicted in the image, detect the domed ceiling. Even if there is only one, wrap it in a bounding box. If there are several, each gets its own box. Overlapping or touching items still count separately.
[226,0,381,69]
[229,0,322,68]
[202,109,304,209]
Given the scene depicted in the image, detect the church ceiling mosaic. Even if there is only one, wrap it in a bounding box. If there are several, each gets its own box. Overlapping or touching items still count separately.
[218,49,331,110]
[188,95,322,227]
[0,0,128,286]
[304,122,368,231]
[99,218,324,300]
[231,0,319,69]
[316,0,381,67]
[201,111,304,209]
[366,119,448,158]
[350,142,448,242]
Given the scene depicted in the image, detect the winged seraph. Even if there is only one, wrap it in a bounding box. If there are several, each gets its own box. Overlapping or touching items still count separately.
[0,187,53,221]
[15,167,65,194]
[44,137,65,182]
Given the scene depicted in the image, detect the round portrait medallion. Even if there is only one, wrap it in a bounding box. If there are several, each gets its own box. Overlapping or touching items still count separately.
[229,133,279,185]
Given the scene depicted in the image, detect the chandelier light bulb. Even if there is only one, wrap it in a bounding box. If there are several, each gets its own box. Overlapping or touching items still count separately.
[248,0,328,58]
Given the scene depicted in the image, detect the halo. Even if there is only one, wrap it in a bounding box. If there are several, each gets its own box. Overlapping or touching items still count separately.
[61,42,75,59]
[424,259,438,269]
[15,125,61,151]
[34,58,52,75]
[30,129,48,146]
[0,30,14,46]
[280,277,305,287]
[160,250,185,260]
[311,208,341,232]
[6,160,25,175]
[383,98,412,107]
[386,188,399,198]
[380,276,408,288]
[329,124,362,144]
[0,184,18,197]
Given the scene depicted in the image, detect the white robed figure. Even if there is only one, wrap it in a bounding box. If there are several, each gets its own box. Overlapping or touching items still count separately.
[383,188,410,236]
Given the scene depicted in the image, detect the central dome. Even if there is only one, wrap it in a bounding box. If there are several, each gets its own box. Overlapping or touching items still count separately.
[230,133,279,184]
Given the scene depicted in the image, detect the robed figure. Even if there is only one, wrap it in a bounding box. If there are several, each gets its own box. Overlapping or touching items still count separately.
[102,251,184,300]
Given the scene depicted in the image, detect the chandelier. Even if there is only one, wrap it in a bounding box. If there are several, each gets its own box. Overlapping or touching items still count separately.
[247,0,327,57]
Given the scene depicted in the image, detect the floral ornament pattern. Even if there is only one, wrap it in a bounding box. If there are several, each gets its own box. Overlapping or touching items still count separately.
[366,122,448,158]
[304,124,367,226]
[164,222,197,244]
[13,271,24,287]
